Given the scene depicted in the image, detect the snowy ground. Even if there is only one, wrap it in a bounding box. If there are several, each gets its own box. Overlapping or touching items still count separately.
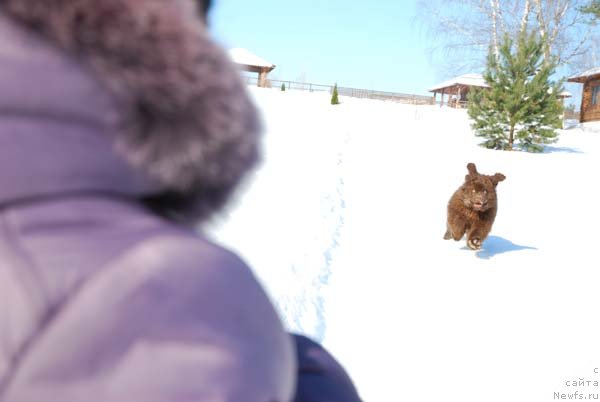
[206,87,600,402]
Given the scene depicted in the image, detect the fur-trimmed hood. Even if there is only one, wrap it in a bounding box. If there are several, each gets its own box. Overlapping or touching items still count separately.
[0,0,260,222]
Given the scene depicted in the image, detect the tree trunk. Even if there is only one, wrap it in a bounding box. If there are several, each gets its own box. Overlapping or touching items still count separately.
[490,0,500,61]
[533,0,570,65]
[520,0,531,34]
[508,124,515,150]
[548,1,570,64]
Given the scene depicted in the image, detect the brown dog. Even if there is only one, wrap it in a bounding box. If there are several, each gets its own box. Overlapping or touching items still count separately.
[444,163,506,250]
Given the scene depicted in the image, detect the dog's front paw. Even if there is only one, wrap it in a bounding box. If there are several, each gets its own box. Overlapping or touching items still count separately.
[467,237,482,250]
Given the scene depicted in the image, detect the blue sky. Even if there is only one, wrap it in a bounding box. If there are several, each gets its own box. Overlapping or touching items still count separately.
[209,0,441,96]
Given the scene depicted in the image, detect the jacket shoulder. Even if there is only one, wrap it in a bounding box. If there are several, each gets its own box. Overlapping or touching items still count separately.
[6,233,295,402]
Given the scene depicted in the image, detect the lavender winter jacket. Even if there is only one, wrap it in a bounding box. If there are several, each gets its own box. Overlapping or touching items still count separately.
[0,7,298,402]
[0,1,362,401]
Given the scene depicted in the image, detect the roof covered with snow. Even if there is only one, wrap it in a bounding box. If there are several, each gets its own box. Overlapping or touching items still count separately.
[559,90,572,98]
[228,48,275,69]
[567,67,600,83]
[428,73,489,92]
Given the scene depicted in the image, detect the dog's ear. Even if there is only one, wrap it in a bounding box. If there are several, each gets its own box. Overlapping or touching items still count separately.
[491,173,506,186]
[467,163,478,176]
[464,163,478,181]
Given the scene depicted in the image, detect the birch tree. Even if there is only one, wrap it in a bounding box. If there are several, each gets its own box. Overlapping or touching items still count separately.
[418,0,595,73]
[520,0,532,33]
[490,0,501,60]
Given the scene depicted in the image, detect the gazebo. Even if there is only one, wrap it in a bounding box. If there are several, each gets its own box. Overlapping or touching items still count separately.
[228,48,276,88]
[567,67,600,123]
[558,91,573,128]
[559,90,572,100]
[429,73,489,108]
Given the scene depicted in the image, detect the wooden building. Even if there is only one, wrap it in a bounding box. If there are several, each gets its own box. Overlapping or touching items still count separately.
[228,48,276,88]
[429,73,489,108]
[567,67,600,123]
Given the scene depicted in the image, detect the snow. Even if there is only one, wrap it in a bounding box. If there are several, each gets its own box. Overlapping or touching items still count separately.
[228,48,275,68]
[206,87,600,402]
[569,66,600,80]
[429,73,489,92]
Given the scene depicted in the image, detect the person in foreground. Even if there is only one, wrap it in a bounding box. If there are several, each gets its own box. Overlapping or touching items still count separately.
[0,0,361,401]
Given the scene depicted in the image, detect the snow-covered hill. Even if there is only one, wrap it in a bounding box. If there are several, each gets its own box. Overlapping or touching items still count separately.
[207,87,600,402]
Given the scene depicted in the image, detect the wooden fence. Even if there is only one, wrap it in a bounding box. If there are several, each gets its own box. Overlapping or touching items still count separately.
[564,109,581,121]
[243,76,435,105]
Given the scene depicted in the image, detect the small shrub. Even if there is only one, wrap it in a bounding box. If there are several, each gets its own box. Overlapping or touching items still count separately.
[331,83,340,105]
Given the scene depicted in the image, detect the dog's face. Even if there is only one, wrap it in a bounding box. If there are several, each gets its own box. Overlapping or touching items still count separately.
[461,163,505,212]
[462,177,495,211]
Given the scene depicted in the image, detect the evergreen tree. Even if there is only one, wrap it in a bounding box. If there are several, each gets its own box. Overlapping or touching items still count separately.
[468,32,563,152]
[281,82,286,91]
[581,1,600,18]
[331,83,340,105]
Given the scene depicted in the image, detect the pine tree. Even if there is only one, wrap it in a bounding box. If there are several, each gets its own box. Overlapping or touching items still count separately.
[468,32,563,152]
[281,82,286,91]
[581,1,600,18]
[331,83,340,105]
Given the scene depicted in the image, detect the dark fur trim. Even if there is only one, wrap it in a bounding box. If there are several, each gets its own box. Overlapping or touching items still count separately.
[0,0,261,222]
[200,0,213,18]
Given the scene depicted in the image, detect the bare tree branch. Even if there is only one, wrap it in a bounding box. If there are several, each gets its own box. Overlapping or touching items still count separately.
[520,0,532,34]
[417,0,593,77]
[490,0,500,60]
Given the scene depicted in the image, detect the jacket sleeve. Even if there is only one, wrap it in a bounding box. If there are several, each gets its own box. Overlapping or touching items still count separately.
[292,334,362,402]
[4,237,296,402]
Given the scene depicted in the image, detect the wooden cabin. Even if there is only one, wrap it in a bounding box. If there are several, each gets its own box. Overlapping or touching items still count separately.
[428,74,489,108]
[228,48,276,88]
[567,68,600,123]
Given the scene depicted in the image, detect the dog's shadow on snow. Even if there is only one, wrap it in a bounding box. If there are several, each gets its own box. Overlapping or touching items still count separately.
[461,236,537,259]
[542,145,583,154]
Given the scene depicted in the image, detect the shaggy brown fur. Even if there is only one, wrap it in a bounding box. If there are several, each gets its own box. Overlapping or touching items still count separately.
[0,0,260,222]
[444,163,506,250]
